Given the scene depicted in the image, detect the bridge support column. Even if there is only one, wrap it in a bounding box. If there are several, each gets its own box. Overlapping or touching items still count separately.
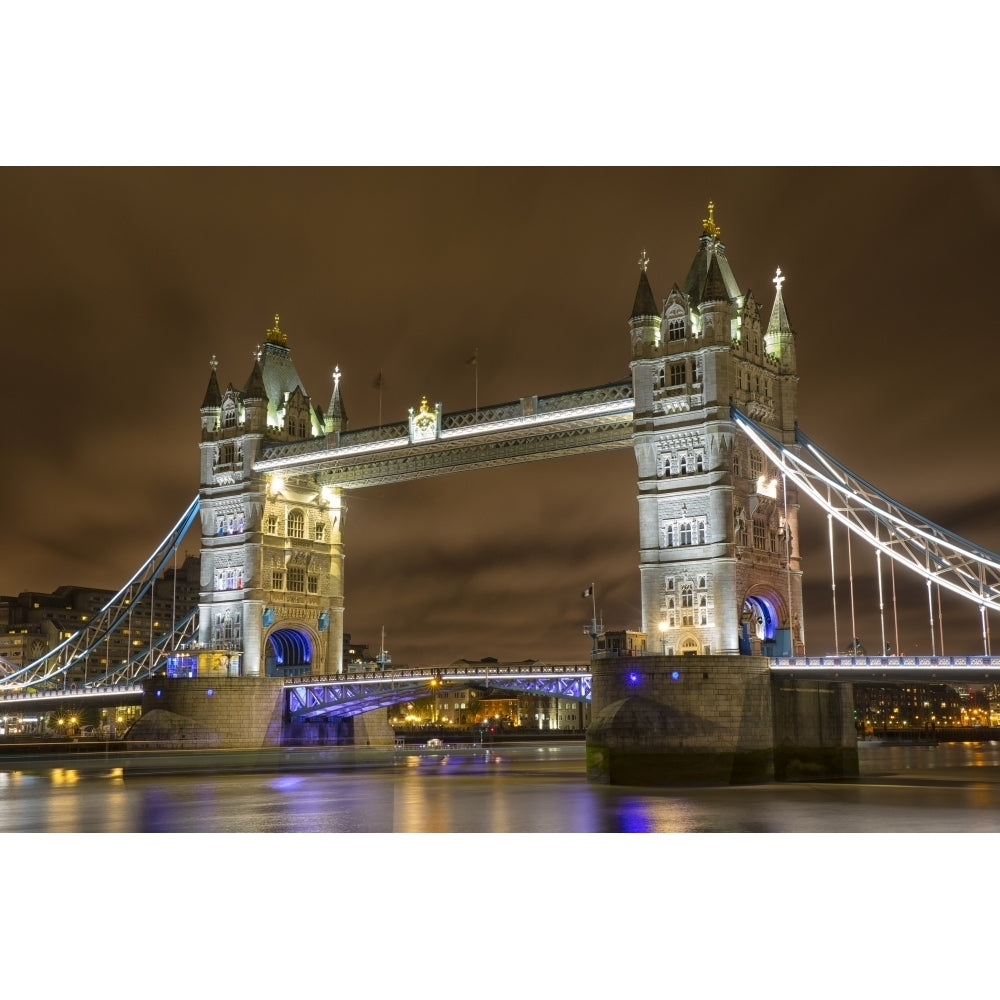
[586,655,857,786]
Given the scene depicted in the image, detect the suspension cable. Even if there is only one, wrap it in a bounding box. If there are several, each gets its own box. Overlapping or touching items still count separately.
[847,526,857,653]
[827,485,839,655]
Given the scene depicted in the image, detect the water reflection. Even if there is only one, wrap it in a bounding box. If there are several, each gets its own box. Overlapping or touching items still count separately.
[1,742,999,833]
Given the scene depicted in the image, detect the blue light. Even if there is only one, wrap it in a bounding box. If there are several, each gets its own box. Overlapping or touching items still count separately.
[670,670,681,681]
[155,689,162,697]
[206,688,214,697]
[628,671,639,685]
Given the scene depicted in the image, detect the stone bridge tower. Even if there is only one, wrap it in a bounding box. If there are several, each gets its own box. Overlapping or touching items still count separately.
[629,205,804,657]
[197,316,347,677]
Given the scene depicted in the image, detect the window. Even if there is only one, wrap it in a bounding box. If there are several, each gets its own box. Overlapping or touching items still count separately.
[698,521,706,545]
[753,520,766,549]
[679,455,688,475]
[693,358,703,383]
[750,449,763,479]
[665,524,674,546]
[308,575,319,594]
[288,510,305,539]
[670,363,685,387]
[314,522,326,542]
[272,570,284,590]
[668,317,685,341]
[655,365,666,389]
[681,585,694,608]
[223,407,238,428]
[287,567,305,592]
[733,454,741,477]
[266,513,279,534]
[680,522,692,546]
[696,453,704,473]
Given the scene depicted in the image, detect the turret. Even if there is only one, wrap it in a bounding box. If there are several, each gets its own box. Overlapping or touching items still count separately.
[242,353,268,436]
[764,267,797,374]
[629,249,661,359]
[200,357,222,435]
[325,365,348,436]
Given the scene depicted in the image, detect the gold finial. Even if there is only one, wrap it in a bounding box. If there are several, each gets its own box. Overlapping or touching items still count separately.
[266,313,287,346]
[638,249,650,272]
[419,395,430,414]
[701,201,722,240]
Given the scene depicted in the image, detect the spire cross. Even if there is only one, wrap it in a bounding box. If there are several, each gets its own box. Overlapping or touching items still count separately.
[773,267,785,293]
[638,248,650,272]
[210,355,218,371]
[253,344,262,362]
[332,365,341,389]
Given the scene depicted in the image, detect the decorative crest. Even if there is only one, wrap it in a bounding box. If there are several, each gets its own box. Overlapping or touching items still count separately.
[266,313,287,346]
[638,248,650,272]
[773,267,785,292]
[701,201,722,240]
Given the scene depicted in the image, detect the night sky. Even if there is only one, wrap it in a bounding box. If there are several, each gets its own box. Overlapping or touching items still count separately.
[2,168,998,663]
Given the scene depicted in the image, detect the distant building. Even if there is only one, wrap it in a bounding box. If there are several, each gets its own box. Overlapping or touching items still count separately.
[0,555,200,684]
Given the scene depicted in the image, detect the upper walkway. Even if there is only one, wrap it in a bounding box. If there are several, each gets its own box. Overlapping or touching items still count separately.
[253,380,635,487]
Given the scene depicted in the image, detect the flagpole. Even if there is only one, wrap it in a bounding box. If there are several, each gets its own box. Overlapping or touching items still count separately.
[467,348,479,417]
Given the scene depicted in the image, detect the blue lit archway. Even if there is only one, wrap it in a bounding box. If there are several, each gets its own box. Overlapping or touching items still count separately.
[265,627,313,677]
[740,593,780,654]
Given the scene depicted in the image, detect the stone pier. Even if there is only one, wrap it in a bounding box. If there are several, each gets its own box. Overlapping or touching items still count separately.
[125,677,393,750]
[586,655,858,786]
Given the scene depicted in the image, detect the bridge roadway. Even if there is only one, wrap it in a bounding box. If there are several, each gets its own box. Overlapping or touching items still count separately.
[1,656,997,717]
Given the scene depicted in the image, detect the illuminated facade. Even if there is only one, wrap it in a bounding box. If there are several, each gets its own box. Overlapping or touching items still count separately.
[198,316,347,677]
[629,205,804,656]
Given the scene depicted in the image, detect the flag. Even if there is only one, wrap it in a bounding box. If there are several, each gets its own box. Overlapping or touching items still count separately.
[373,371,383,389]
[466,349,478,367]
[582,585,593,598]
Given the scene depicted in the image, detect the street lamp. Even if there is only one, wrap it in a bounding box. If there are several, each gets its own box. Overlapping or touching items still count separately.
[658,621,668,654]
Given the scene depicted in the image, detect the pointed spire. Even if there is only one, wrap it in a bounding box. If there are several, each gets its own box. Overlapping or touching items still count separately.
[766,267,793,336]
[243,353,267,401]
[701,253,729,303]
[327,365,348,428]
[201,356,222,409]
[684,201,741,307]
[630,249,658,318]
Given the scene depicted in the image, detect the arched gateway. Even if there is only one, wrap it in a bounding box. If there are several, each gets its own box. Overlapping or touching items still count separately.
[195,206,804,680]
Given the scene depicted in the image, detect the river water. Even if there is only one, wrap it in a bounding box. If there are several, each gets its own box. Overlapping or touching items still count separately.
[2,740,1000,833]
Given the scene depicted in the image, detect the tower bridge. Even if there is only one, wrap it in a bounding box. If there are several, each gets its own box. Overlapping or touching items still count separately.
[4,203,999,784]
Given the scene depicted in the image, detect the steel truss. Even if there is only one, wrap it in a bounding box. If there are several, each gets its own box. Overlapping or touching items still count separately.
[732,406,1000,616]
[287,664,592,719]
[0,497,201,690]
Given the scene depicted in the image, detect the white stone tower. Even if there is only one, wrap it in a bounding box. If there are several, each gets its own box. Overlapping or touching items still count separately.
[197,316,347,677]
[630,204,804,657]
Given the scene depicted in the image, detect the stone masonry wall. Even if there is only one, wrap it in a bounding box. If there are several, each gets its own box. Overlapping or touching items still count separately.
[132,677,286,749]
